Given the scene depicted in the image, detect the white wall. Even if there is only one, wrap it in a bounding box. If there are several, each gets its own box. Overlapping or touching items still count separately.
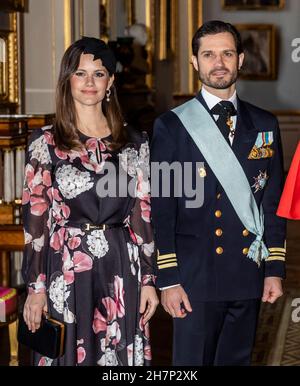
[24,0,55,113]
[23,0,100,114]
[22,0,300,113]
[203,0,300,110]
[83,0,100,38]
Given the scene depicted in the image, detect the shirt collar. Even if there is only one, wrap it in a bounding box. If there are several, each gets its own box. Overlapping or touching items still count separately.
[201,86,238,111]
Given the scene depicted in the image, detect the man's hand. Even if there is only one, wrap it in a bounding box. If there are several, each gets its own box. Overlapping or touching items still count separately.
[161,286,192,318]
[262,276,283,304]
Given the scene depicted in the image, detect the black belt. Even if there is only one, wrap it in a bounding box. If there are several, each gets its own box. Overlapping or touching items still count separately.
[66,222,125,232]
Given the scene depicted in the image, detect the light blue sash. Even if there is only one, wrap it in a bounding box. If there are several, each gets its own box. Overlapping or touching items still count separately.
[172,98,269,265]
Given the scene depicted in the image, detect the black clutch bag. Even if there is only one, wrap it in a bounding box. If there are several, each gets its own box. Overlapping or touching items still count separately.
[18,313,66,359]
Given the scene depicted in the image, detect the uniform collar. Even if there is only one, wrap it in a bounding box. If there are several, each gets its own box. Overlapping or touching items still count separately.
[201,86,238,111]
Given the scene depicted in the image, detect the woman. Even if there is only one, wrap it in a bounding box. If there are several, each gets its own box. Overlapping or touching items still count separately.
[21,37,158,366]
[277,141,300,219]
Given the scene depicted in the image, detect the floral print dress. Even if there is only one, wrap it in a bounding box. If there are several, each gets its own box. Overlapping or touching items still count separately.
[21,125,156,366]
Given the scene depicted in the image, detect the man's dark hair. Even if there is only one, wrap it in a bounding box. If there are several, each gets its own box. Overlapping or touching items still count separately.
[192,20,244,56]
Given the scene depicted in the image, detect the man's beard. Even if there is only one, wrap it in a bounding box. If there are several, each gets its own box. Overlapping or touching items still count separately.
[198,67,239,90]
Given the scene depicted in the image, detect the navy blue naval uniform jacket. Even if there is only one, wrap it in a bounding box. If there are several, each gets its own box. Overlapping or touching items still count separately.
[150,92,287,302]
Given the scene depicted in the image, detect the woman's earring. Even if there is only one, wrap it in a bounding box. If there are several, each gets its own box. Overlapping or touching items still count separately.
[106,89,111,102]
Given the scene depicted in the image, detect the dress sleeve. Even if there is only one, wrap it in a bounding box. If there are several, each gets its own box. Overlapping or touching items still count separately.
[277,141,300,219]
[129,134,157,287]
[21,128,53,294]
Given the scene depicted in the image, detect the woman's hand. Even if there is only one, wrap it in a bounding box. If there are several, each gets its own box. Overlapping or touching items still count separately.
[23,293,48,333]
[139,286,159,324]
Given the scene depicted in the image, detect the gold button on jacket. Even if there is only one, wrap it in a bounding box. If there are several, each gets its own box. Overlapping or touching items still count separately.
[242,248,249,255]
[217,193,221,199]
[215,210,222,218]
[215,228,223,236]
[242,229,249,237]
[216,247,224,254]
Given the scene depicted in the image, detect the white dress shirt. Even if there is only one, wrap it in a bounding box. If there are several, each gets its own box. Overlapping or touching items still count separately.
[201,87,238,145]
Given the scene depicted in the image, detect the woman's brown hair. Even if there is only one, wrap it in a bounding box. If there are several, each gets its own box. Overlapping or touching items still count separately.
[53,40,127,151]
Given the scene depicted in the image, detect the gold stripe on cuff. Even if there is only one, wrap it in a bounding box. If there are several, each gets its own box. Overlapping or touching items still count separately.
[268,247,286,253]
[157,253,177,261]
[158,259,177,265]
[158,262,178,269]
[158,259,177,266]
[266,256,286,261]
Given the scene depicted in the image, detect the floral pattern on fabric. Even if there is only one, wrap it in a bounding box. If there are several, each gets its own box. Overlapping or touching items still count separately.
[86,230,109,259]
[55,165,94,199]
[22,127,156,366]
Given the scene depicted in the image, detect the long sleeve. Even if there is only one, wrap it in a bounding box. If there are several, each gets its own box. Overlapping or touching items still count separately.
[150,117,181,288]
[129,135,156,287]
[262,121,287,278]
[21,128,53,294]
[277,141,300,219]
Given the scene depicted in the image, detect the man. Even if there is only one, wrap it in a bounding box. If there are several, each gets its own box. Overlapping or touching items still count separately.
[150,20,286,366]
